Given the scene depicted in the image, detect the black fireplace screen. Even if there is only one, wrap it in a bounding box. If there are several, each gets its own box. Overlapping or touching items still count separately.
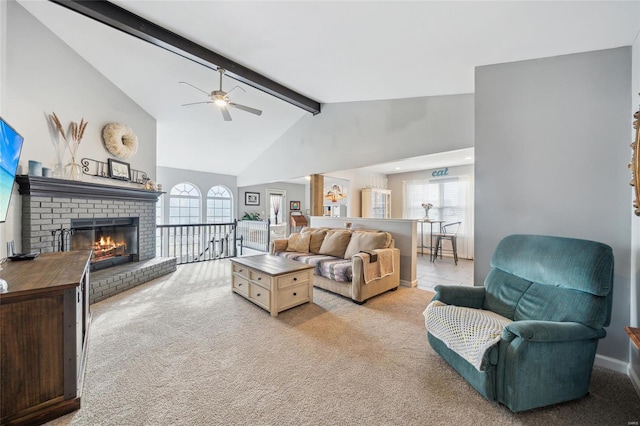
[71,218,139,269]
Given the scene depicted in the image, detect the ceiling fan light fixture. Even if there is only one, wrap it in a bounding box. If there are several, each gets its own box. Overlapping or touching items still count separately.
[180,68,262,121]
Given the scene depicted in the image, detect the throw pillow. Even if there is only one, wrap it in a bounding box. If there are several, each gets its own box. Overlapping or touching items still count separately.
[308,229,328,254]
[344,231,389,259]
[318,230,352,258]
[286,232,311,252]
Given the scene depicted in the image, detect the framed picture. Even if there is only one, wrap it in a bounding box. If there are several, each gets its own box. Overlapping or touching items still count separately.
[245,192,260,206]
[108,158,131,181]
[290,201,301,211]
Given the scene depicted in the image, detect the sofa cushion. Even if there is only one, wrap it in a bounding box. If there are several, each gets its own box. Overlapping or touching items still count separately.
[318,259,353,283]
[318,230,352,258]
[286,232,311,252]
[343,231,390,259]
[308,229,328,254]
[274,251,342,276]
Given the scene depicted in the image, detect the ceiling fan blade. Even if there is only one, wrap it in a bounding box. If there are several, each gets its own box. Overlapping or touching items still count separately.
[181,101,213,106]
[220,107,232,121]
[179,81,210,96]
[228,102,263,116]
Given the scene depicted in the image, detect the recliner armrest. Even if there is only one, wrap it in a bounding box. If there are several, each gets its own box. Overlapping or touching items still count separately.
[502,320,606,343]
[433,285,485,309]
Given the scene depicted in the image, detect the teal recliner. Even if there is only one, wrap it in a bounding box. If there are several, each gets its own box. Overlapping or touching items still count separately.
[425,234,614,412]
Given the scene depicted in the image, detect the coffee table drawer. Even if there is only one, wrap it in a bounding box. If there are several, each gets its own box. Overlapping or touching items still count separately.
[233,263,249,278]
[250,270,270,286]
[249,283,270,309]
[277,270,310,288]
[232,276,249,296]
[278,282,309,311]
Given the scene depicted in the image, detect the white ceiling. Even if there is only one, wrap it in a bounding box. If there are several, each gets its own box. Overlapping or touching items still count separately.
[18,1,640,177]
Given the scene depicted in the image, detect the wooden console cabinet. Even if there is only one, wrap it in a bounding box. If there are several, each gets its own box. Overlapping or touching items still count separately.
[0,251,91,425]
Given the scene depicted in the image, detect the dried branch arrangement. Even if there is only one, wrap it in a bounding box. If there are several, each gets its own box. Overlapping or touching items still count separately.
[49,112,88,162]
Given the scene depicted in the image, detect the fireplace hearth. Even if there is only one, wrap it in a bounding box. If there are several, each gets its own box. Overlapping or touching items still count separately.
[17,175,176,303]
[71,218,139,271]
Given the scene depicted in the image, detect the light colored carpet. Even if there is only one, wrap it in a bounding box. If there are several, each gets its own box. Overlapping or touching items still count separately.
[48,260,639,425]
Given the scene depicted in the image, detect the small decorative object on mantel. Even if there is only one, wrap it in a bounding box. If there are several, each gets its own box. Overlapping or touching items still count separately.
[144,179,156,191]
[80,157,150,185]
[629,93,640,216]
[103,122,138,159]
[49,112,88,181]
[108,158,131,181]
[421,202,433,219]
[344,221,352,230]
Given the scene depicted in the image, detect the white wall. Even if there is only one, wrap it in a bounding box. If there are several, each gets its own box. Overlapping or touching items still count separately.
[237,94,474,186]
[2,2,157,252]
[475,47,632,364]
[6,2,156,182]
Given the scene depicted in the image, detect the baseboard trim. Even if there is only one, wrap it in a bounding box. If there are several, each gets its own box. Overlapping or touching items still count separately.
[628,363,640,398]
[400,279,417,288]
[594,354,628,374]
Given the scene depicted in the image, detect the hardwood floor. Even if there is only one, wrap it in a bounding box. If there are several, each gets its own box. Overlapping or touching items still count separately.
[416,253,474,291]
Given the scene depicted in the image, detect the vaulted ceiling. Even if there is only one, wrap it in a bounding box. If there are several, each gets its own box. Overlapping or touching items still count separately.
[19,0,640,177]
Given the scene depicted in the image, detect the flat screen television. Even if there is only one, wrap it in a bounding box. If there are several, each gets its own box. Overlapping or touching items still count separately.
[0,117,24,223]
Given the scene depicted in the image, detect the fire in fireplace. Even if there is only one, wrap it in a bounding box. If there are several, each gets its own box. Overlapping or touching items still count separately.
[71,218,139,271]
[92,235,127,261]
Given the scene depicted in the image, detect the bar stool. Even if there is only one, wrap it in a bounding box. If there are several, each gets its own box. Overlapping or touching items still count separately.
[434,221,461,265]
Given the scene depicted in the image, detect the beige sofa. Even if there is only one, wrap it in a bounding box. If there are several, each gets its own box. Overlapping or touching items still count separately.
[269,227,400,304]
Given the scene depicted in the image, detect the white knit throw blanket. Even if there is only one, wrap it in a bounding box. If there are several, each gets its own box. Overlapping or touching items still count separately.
[424,301,513,371]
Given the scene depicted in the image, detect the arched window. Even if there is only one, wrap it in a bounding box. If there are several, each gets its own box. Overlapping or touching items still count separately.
[169,183,200,224]
[207,185,233,223]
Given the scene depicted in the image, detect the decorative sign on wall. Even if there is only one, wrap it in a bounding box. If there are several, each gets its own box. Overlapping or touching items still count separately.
[432,167,449,177]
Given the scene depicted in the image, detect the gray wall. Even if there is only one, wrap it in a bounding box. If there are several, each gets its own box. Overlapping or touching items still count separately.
[630,34,640,391]
[2,2,157,252]
[156,166,237,223]
[237,94,474,186]
[238,182,307,235]
[475,47,632,363]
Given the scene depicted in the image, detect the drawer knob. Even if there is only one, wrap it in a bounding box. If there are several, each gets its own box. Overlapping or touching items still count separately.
[238,283,242,287]
[239,269,243,272]
[258,277,262,280]
[293,292,297,296]
[257,293,261,297]
[293,277,297,281]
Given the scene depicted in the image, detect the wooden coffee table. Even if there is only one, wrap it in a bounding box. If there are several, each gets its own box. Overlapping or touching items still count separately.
[230,255,314,316]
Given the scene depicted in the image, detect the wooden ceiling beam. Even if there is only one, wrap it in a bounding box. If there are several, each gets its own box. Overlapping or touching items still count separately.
[48,0,322,115]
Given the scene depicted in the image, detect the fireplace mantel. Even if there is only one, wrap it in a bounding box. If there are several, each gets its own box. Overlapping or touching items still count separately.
[16,175,163,201]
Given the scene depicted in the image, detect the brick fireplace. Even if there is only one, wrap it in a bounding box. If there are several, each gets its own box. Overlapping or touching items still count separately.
[17,176,176,303]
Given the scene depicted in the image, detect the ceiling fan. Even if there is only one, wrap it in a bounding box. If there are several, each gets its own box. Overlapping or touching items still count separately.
[179,68,263,121]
